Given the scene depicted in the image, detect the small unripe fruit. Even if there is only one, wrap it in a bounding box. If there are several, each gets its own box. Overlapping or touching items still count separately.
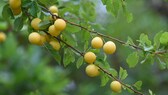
[91,37,103,49]
[110,81,121,93]
[49,6,58,13]
[85,64,100,77]
[54,19,66,31]
[48,25,61,36]
[28,32,41,45]
[12,7,22,15]
[9,0,21,9]
[84,52,96,64]
[31,18,41,30]
[0,32,6,43]
[49,40,60,51]
[103,41,116,54]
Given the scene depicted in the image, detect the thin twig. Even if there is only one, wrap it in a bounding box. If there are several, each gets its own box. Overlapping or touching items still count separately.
[55,37,84,56]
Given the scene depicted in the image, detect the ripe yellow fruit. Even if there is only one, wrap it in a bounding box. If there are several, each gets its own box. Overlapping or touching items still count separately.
[91,37,103,49]
[54,19,66,31]
[12,7,22,15]
[110,81,122,93]
[84,52,96,64]
[0,32,6,43]
[31,18,41,30]
[49,5,58,13]
[103,41,116,54]
[48,25,61,36]
[9,0,21,9]
[28,32,41,45]
[85,64,100,77]
[49,40,60,51]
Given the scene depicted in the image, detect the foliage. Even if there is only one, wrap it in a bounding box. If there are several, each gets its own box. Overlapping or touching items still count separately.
[0,0,168,95]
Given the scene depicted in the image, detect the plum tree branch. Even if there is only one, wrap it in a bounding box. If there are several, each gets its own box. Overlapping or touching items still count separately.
[49,33,145,95]
[55,37,85,56]
[22,4,145,95]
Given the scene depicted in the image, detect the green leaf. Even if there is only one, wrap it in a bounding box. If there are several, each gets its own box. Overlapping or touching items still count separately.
[14,17,24,31]
[139,33,153,51]
[29,1,39,17]
[2,4,13,19]
[63,48,75,67]
[126,52,139,68]
[22,1,32,8]
[90,49,100,54]
[66,24,80,33]
[62,32,77,47]
[84,41,89,51]
[125,37,135,46]
[133,81,142,90]
[96,58,110,68]
[154,31,163,49]
[105,0,121,17]
[122,1,133,23]
[80,1,96,21]
[43,43,61,64]
[38,20,51,30]
[126,12,133,23]
[100,73,109,86]
[139,33,152,46]
[82,30,90,41]
[119,67,128,80]
[76,57,84,69]
[160,32,168,45]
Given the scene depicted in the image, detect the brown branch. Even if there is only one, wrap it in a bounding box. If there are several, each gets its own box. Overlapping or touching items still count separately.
[55,37,84,56]
[154,50,167,55]
[44,31,84,56]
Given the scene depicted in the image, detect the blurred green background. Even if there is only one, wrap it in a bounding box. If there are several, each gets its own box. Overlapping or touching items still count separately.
[0,0,168,95]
